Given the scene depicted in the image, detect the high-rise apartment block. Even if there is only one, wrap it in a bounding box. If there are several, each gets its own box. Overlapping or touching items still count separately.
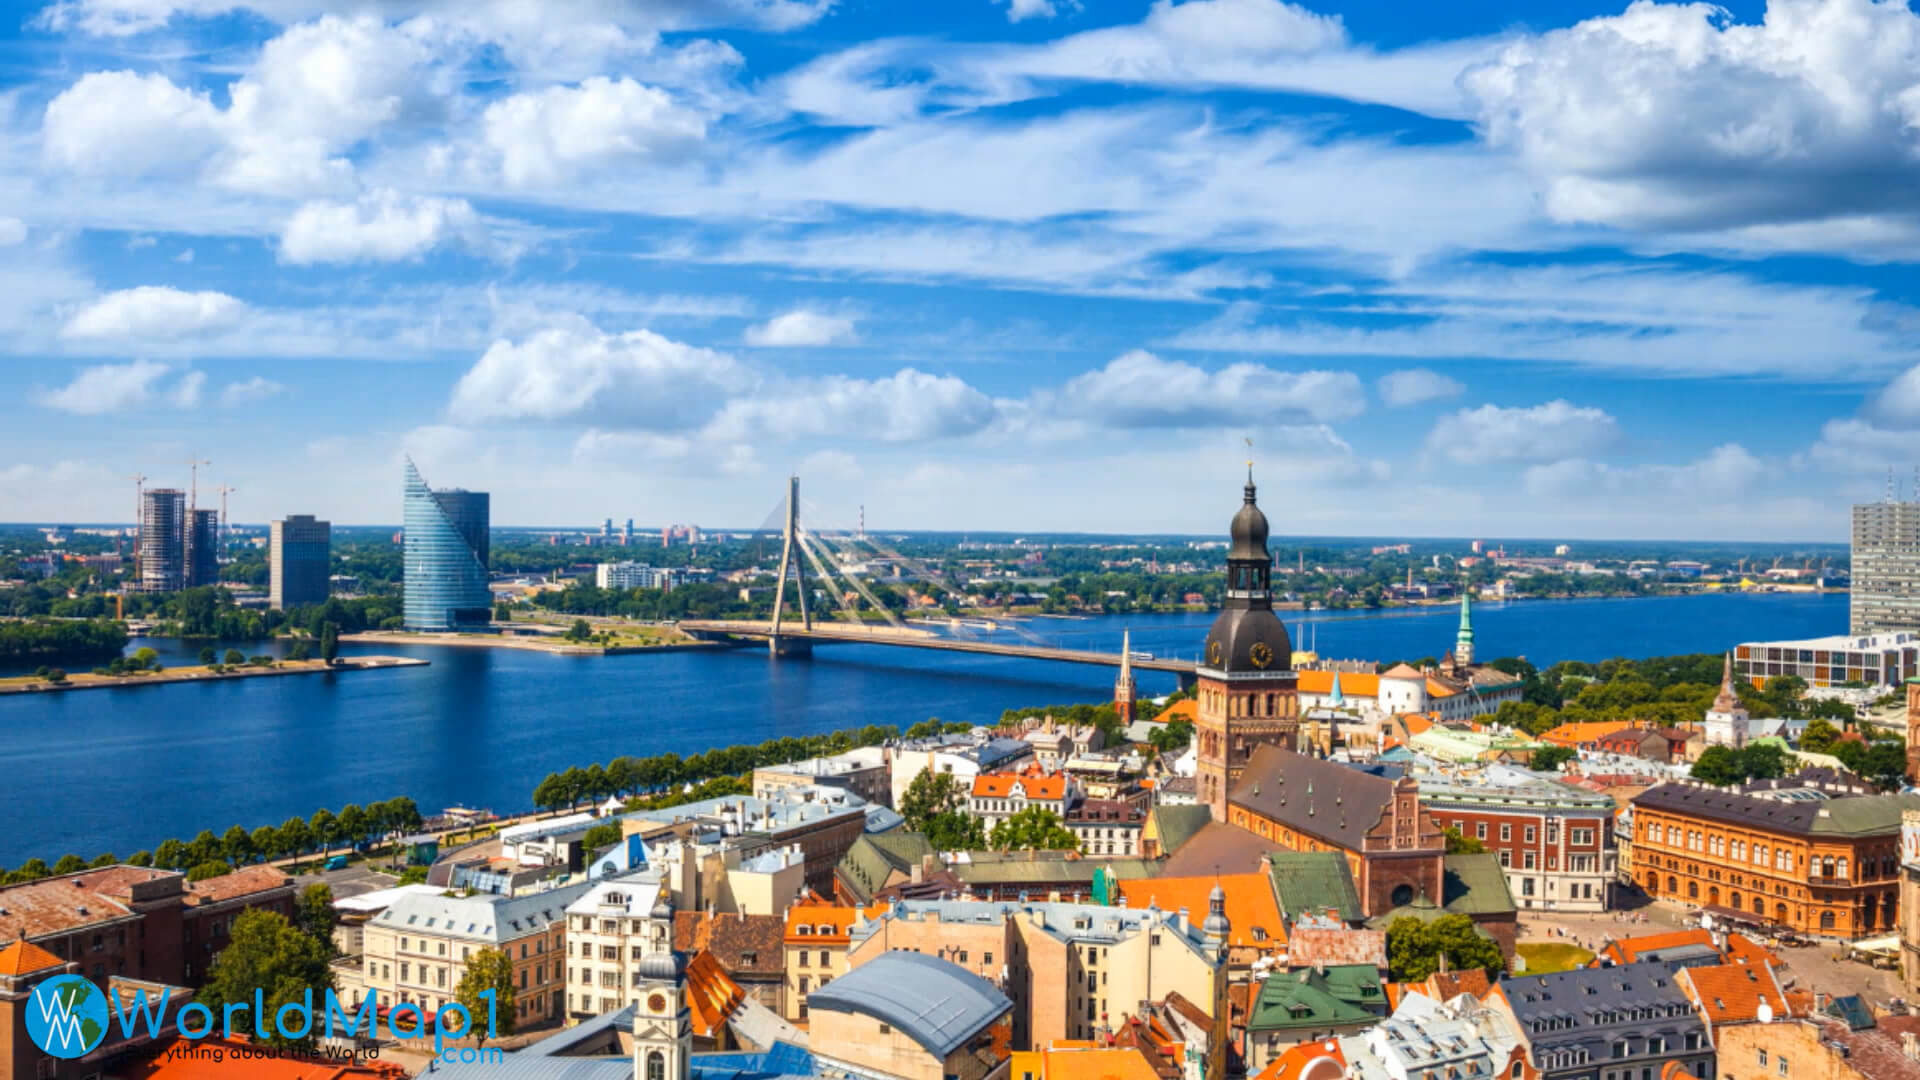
[403,460,492,630]
[137,488,186,592]
[270,514,332,609]
[186,507,219,586]
[596,562,686,591]
[1852,500,1920,634]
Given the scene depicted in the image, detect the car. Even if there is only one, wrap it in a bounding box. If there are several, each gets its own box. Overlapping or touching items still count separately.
[324,854,350,871]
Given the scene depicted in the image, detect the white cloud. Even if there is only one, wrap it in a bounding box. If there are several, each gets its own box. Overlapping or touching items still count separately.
[0,219,25,246]
[1376,368,1464,408]
[60,286,246,340]
[1809,417,1920,472]
[1863,364,1920,430]
[220,375,284,405]
[1524,443,1766,501]
[483,77,706,188]
[998,0,1063,22]
[1055,350,1364,428]
[1462,0,1920,238]
[279,189,479,264]
[1424,400,1622,465]
[34,359,200,414]
[706,369,1000,443]
[449,322,749,428]
[173,248,194,263]
[743,310,857,347]
[34,0,834,38]
[42,70,224,178]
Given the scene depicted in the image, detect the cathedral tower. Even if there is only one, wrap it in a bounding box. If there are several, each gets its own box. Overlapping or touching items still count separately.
[1194,469,1299,821]
[1454,590,1475,668]
[1114,629,1137,727]
[1703,652,1750,749]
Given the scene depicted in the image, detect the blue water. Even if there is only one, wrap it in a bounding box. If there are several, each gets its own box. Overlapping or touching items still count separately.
[0,592,1847,866]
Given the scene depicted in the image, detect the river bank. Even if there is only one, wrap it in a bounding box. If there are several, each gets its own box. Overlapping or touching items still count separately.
[338,630,725,656]
[0,654,428,694]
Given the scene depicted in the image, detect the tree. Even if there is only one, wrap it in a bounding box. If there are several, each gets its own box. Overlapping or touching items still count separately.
[288,641,311,662]
[278,816,313,862]
[199,646,217,666]
[200,910,337,1050]
[127,850,152,867]
[1386,914,1504,982]
[1443,827,1486,855]
[566,618,592,643]
[89,853,118,868]
[493,603,513,622]
[223,825,254,865]
[583,823,623,853]
[337,804,369,852]
[52,854,85,875]
[223,648,246,666]
[454,947,517,1046]
[294,883,337,949]
[1801,717,1841,753]
[989,807,1078,852]
[132,646,159,670]
[925,811,987,852]
[1738,741,1790,782]
[309,809,338,859]
[187,860,232,882]
[532,773,569,813]
[152,839,188,869]
[900,768,965,831]
[320,622,340,665]
[1690,746,1744,786]
[251,825,280,862]
[185,830,222,866]
[43,668,65,684]
[1529,745,1576,773]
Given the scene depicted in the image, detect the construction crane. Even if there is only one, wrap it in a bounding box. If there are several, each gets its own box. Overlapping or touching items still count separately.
[129,473,146,560]
[216,485,237,561]
[185,456,210,511]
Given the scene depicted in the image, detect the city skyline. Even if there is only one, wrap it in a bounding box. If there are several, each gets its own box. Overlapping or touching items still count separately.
[2,0,1918,540]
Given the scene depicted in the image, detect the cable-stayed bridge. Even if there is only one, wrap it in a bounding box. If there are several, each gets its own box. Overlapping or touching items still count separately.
[678,476,1198,684]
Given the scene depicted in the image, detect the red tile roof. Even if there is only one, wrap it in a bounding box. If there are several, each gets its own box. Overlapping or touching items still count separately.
[0,939,65,976]
[1116,873,1286,951]
[973,771,1069,800]
[1678,962,1787,1029]
[185,865,293,904]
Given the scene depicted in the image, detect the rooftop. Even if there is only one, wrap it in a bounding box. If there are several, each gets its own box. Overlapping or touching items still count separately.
[1634,782,1920,837]
[1115,872,1286,951]
[372,882,590,944]
[1228,745,1400,853]
[1268,851,1365,924]
[805,951,1013,1059]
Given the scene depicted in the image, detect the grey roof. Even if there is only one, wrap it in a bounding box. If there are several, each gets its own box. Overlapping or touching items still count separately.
[1150,804,1213,857]
[1633,783,1920,837]
[1229,745,1395,851]
[371,882,592,944]
[1269,851,1364,923]
[1500,965,1706,1067]
[1442,854,1517,917]
[805,951,1012,1059]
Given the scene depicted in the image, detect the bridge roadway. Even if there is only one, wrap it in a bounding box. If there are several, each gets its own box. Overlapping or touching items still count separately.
[677,619,1198,677]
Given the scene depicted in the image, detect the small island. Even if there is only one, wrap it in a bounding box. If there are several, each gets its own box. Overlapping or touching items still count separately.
[0,654,428,695]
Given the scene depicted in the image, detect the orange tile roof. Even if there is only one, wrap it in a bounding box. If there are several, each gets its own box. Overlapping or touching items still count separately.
[1678,963,1787,1028]
[1379,663,1423,679]
[1254,1037,1348,1080]
[1596,929,1779,969]
[1402,714,1435,737]
[1425,678,1459,698]
[684,949,746,1038]
[1541,721,1638,747]
[127,1036,408,1079]
[1156,699,1198,724]
[185,865,293,905]
[0,939,65,976]
[1011,1044,1162,1080]
[1116,872,1286,951]
[783,897,883,945]
[0,866,169,942]
[972,770,1070,800]
[1296,671,1381,698]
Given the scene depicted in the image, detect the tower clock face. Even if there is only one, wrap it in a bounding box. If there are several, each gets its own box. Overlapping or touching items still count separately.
[1207,639,1224,666]
[648,993,667,1013]
[1250,642,1274,669]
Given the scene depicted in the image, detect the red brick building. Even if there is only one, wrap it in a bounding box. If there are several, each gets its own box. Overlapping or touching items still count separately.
[1226,745,1445,916]
[0,865,295,989]
[1420,779,1618,912]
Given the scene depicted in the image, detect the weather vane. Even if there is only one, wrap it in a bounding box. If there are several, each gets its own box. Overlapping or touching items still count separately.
[1245,435,1254,481]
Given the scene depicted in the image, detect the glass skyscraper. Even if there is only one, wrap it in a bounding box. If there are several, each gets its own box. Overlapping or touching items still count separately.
[403,460,492,630]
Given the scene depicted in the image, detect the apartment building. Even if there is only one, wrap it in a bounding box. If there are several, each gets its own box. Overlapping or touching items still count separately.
[1421,774,1618,911]
[563,876,675,1022]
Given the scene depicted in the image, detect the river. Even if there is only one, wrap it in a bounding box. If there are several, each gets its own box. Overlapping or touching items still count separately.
[0,591,1848,866]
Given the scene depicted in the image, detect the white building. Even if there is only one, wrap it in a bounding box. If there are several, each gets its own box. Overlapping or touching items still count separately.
[564,875,677,1023]
[1734,630,1920,690]
[597,562,688,590]
[1703,654,1751,749]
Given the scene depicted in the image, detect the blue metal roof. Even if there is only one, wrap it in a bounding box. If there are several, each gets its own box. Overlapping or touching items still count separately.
[803,952,1011,1059]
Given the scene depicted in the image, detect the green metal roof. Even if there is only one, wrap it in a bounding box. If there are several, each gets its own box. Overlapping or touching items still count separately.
[835,831,935,903]
[1150,804,1213,858]
[1247,965,1385,1033]
[1442,853,1516,917]
[1267,851,1364,923]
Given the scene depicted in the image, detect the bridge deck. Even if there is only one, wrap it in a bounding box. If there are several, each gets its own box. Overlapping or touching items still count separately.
[678,619,1196,675]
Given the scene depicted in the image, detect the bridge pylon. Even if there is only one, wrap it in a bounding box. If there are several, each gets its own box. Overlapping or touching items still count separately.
[768,474,813,657]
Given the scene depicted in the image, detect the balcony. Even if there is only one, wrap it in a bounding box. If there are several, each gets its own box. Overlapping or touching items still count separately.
[1808,876,1853,887]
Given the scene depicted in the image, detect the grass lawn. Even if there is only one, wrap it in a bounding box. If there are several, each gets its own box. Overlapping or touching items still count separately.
[1516,942,1595,975]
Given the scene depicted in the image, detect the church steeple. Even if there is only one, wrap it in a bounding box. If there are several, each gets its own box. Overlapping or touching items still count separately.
[1114,628,1137,726]
[1712,652,1740,713]
[1225,473,1273,610]
[1454,589,1475,667]
[1329,671,1345,707]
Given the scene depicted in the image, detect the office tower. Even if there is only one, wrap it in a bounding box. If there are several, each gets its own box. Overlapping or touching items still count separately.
[403,460,492,630]
[601,517,612,539]
[1852,500,1920,634]
[270,515,332,609]
[185,508,219,587]
[138,488,186,592]
[621,518,633,546]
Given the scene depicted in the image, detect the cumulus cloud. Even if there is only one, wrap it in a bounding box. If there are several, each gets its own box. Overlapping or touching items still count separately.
[449,323,749,428]
[34,360,202,414]
[1524,443,1765,501]
[1424,400,1622,466]
[220,375,284,405]
[706,369,1000,443]
[997,0,1064,21]
[483,76,705,188]
[60,286,246,340]
[743,310,857,347]
[280,189,479,264]
[1376,368,1463,408]
[1055,350,1363,428]
[42,70,224,178]
[1462,0,1920,236]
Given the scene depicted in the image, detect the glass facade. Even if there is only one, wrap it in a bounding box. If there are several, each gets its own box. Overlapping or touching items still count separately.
[1853,501,1920,634]
[138,488,186,592]
[270,515,332,609]
[403,460,492,631]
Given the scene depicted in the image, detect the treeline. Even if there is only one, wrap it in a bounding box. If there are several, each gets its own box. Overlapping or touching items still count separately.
[1480,654,1858,735]
[0,797,423,885]
[530,582,767,620]
[531,724,900,810]
[0,617,128,662]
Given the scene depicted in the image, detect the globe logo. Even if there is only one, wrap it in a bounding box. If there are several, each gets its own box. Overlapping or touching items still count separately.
[26,974,108,1059]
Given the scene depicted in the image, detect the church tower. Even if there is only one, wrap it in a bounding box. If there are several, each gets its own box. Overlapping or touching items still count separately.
[1703,652,1750,749]
[632,938,691,1080]
[1454,590,1475,668]
[1905,679,1920,785]
[1114,629,1137,727]
[1195,468,1299,821]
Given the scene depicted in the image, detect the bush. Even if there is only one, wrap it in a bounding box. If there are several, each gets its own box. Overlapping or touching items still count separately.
[43,668,66,684]
[396,866,429,886]
[224,649,245,666]
[288,642,311,662]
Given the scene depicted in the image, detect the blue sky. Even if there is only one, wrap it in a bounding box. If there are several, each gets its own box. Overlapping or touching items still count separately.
[2,0,1919,540]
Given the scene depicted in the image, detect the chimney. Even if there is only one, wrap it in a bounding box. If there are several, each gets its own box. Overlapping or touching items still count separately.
[1177,907,1190,934]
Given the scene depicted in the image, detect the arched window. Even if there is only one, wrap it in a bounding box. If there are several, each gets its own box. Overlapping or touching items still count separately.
[1667,876,1678,894]
[1391,884,1414,907]
[1820,910,1836,931]
[647,1051,666,1080]
[1838,857,1849,880]
[1708,887,1719,906]
[1687,881,1699,900]
[1776,902,1788,924]
[1731,890,1741,910]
